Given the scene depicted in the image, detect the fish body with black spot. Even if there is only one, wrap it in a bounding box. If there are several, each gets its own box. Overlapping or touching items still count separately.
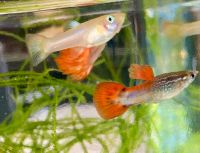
[93,64,199,119]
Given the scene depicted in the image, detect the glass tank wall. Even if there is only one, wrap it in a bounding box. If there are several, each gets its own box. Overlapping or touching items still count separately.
[0,0,200,153]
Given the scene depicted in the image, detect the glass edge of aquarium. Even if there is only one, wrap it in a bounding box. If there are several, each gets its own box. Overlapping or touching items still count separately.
[0,0,129,15]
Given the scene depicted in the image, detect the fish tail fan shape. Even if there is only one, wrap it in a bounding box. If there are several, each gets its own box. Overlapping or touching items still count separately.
[162,21,183,38]
[93,82,129,120]
[54,48,91,81]
[128,64,154,81]
[26,34,49,66]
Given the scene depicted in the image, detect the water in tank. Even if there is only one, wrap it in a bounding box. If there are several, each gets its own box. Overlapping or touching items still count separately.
[0,0,199,152]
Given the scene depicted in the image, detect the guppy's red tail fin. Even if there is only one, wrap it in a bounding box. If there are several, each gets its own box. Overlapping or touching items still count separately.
[93,82,129,120]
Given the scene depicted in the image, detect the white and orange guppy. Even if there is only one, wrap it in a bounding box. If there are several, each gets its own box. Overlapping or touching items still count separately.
[26,13,125,66]
[93,64,198,120]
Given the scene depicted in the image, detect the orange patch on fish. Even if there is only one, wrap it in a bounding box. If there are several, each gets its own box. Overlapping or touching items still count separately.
[93,82,129,120]
[55,47,92,81]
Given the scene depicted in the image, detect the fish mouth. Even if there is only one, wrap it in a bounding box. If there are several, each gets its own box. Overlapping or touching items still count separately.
[120,13,126,25]
[116,12,125,21]
[115,12,125,25]
[192,70,199,77]
[194,70,199,76]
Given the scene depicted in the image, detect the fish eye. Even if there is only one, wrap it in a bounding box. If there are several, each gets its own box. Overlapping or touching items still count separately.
[191,73,195,78]
[107,15,115,23]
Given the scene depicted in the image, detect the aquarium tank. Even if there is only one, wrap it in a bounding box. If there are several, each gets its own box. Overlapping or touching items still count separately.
[0,0,200,152]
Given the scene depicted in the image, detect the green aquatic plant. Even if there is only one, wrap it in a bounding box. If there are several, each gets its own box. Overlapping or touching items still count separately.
[0,68,151,153]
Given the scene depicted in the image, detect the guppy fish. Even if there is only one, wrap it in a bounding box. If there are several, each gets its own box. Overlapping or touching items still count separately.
[54,20,105,81]
[55,44,105,80]
[93,64,198,120]
[26,12,125,66]
[54,19,131,81]
[163,20,200,38]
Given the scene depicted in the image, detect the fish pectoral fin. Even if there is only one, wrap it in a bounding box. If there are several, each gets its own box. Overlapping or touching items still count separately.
[128,64,154,81]
[89,44,106,64]
[93,82,129,120]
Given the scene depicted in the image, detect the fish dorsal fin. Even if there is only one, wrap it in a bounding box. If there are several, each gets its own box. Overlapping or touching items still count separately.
[68,21,80,28]
[65,20,80,30]
[128,64,154,81]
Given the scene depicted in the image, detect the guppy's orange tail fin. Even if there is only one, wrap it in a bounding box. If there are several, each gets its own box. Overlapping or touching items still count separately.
[55,47,91,81]
[93,82,129,120]
[128,64,154,81]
